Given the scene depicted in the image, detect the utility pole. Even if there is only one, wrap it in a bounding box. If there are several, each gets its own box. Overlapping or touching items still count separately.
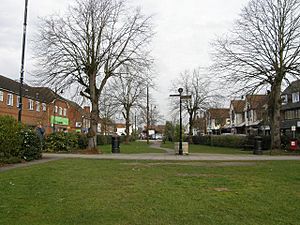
[18,0,29,122]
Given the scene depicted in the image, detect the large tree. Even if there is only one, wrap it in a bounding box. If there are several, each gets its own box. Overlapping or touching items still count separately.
[170,68,220,143]
[34,0,153,149]
[212,0,300,150]
[107,68,149,143]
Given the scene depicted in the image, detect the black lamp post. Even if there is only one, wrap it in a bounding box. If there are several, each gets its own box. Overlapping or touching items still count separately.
[18,0,29,122]
[178,88,183,155]
[170,88,191,155]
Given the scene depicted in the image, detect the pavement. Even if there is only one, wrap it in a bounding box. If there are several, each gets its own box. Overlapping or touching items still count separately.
[1,142,300,172]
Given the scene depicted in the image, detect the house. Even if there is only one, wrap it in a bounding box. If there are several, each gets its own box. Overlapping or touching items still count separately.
[206,108,230,134]
[192,115,207,135]
[281,80,300,134]
[115,123,132,136]
[142,124,165,139]
[0,74,89,134]
[229,95,269,135]
[244,95,269,135]
[230,99,246,134]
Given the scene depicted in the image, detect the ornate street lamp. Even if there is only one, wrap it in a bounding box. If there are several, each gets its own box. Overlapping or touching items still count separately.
[170,88,191,155]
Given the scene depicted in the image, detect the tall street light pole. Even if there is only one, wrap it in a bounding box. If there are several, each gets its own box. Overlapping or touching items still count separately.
[18,0,29,123]
[170,88,191,155]
[178,88,183,155]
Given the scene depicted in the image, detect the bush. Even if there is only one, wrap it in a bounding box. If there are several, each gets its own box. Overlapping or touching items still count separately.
[19,128,42,161]
[192,135,247,149]
[45,132,78,152]
[0,116,22,162]
[96,135,112,145]
[77,133,88,149]
[192,136,211,145]
[0,115,41,163]
[211,135,247,148]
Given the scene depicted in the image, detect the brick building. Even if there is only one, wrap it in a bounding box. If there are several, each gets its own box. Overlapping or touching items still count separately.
[0,74,89,134]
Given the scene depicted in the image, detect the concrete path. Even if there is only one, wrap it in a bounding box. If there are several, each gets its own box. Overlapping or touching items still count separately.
[2,142,300,172]
[0,156,62,172]
[42,152,300,161]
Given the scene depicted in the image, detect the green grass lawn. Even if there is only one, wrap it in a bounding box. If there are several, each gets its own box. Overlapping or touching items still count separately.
[1,159,300,225]
[99,141,165,154]
[161,142,249,154]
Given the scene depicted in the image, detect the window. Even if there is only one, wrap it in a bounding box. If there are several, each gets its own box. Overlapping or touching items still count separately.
[63,108,67,117]
[7,93,13,106]
[16,96,20,108]
[292,92,299,103]
[281,95,288,105]
[36,101,40,112]
[59,107,63,116]
[0,91,3,101]
[55,106,58,113]
[42,103,47,111]
[28,99,34,110]
[285,110,295,120]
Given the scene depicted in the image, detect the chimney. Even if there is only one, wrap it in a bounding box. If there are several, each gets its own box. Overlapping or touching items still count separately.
[84,106,90,113]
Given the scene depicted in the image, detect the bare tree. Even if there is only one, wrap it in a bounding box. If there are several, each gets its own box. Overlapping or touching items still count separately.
[212,0,300,150]
[33,0,154,149]
[99,86,120,134]
[170,68,221,143]
[108,69,149,143]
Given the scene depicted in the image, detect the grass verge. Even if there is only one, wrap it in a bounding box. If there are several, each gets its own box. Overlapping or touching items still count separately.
[99,141,165,154]
[1,159,299,225]
[161,142,249,154]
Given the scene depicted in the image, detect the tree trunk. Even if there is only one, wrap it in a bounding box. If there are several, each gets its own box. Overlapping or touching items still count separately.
[125,108,130,144]
[88,72,99,150]
[269,80,282,151]
[188,112,193,144]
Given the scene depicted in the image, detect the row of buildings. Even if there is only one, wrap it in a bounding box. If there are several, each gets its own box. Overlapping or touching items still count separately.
[0,74,92,134]
[194,80,300,136]
[0,74,165,137]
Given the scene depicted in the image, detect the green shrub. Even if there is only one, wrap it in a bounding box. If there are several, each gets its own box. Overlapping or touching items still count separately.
[0,116,22,162]
[19,128,42,161]
[45,132,78,152]
[192,136,211,145]
[211,135,247,148]
[0,116,42,163]
[77,133,88,149]
[96,135,113,145]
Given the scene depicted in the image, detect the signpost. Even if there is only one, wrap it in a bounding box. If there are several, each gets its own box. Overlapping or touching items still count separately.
[170,88,191,155]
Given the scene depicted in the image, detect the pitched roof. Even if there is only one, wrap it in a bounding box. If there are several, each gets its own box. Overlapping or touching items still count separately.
[282,79,300,94]
[0,74,65,103]
[231,100,245,113]
[208,108,230,119]
[246,95,268,109]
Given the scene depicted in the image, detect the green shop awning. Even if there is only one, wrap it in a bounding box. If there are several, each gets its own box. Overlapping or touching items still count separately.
[51,116,69,126]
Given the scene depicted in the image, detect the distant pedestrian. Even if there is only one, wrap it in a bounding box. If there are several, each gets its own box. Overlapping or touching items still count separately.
[36,124,45,150]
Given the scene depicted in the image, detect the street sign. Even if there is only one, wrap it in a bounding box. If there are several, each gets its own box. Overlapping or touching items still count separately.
[181,95,192,100]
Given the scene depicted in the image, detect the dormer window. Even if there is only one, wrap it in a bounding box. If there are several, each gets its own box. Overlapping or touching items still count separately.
[281,95,288,105]
[292,92,299,103]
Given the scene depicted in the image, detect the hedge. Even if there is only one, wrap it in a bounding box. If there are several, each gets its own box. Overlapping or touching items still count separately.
[0,115,42,164]
[192,134,274,150]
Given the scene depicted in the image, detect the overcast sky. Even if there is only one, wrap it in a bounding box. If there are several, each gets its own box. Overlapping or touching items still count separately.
[0,0,249,120]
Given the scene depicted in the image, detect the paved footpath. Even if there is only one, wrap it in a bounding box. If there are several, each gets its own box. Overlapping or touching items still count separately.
[2,144,300,172]
[42,152,300,161]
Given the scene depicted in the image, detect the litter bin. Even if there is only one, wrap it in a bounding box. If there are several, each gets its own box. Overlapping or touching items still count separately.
[112,135,120,153]
[253,136,263,155]
[290,139,298,151]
